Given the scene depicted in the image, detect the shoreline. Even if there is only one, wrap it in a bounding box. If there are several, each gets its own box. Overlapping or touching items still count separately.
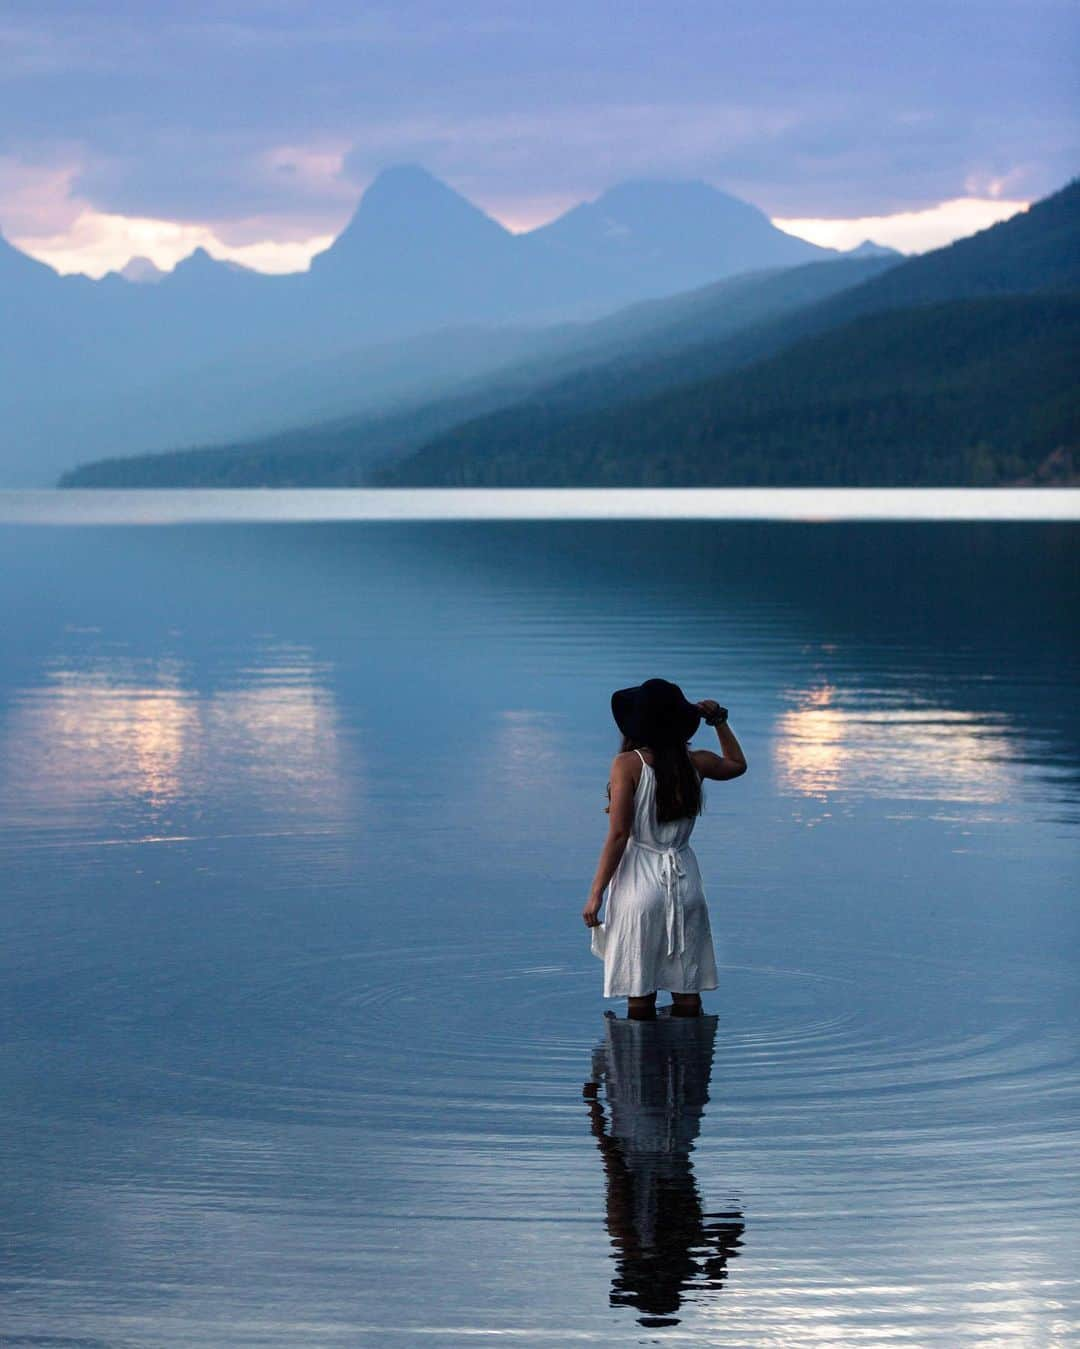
[2,485,1080,525]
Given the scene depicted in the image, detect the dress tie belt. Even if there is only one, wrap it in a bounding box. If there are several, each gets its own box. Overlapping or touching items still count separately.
[631,839,689,959]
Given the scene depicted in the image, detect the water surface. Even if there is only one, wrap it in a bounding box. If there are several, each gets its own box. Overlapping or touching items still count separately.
[1,515,1077,1346]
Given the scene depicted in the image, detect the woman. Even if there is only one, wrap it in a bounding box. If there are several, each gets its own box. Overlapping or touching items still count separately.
[582,678,747,1019]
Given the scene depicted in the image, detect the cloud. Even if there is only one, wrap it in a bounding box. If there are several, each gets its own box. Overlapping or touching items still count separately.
[67,134,358,230]
[338,101,803,206]
[0,1,1074,255]
[0,149,339,274]
[11,207,333,277]
[0,155,83,235]
[773,195,1030,254]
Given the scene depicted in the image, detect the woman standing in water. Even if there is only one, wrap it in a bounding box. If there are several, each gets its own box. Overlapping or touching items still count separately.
[583,679,747,1019]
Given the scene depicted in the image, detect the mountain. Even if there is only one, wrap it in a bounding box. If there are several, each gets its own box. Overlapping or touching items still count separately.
[63,174,1080,489]
[1,229,64,293]
[527,178,835,299]
[168,246,256,280]
[119,256,166,284]
[369,175,1080,488]
[845,239,900,258]
[2,167,845,484]
[60,253,899,487]
[651,176,1080,385]
[375,294,1078,487]
[312,165,513,276]
[310,168,842,317]
[306,164,560,328]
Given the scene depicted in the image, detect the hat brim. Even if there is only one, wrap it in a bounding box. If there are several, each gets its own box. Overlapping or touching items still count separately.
[611,685,643,740]
[611,683,701,743]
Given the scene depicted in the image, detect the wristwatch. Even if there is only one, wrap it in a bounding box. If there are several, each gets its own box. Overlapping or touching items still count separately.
[705,706,729,727]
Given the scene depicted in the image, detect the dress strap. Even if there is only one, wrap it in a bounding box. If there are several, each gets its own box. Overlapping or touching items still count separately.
[633,748,648,769]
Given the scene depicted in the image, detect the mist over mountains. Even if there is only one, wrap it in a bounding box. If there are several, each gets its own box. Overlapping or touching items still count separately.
[372,176,1080,488]
[63,252,900,488]
[2,167,859,485]
[62,172,1080,491]
[376,177,1080,489]
[13,164,1078,492]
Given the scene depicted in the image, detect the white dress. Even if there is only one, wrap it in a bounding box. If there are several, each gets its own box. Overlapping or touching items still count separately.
[591,748,719,998]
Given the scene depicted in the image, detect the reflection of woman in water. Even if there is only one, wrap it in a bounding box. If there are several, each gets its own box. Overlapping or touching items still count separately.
[584,1011,745,1326]
[583,679,747,1019]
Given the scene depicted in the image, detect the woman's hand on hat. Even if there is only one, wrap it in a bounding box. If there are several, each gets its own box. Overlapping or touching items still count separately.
[697,699,720,720]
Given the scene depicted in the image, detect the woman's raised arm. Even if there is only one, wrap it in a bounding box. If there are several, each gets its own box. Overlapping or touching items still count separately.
[693,701,747,781]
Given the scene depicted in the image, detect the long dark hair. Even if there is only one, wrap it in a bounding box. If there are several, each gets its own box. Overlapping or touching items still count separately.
[620,733,702,822]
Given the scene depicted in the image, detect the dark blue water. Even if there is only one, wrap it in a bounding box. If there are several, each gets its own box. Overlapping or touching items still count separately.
[1,516,1077,1346]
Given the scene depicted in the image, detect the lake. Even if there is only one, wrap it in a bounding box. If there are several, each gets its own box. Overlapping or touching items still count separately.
[1,494,1077,1346]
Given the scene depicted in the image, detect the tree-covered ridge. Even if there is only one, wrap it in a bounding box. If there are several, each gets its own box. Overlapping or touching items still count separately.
[58,176,1080,490]
[59,397,487,488]
[60,255,896,487]
[373,294,1080,487]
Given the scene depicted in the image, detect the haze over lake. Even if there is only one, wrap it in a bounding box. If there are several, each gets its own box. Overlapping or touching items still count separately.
[2,506,1077,1345]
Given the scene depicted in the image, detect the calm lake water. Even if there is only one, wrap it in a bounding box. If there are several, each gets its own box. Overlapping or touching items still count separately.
[1,504,1078,1346]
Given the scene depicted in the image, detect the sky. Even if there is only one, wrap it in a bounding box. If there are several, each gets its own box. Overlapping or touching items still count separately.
[1,0,1076,276]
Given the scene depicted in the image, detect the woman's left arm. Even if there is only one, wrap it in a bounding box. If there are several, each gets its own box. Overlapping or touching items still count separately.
[582,753,635,927]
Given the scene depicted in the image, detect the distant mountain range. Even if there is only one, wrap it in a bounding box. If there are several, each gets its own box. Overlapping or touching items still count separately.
[61,253,898,487]
[63,174,1080,490]
[372,175,1080,488]
[3,166,882,484]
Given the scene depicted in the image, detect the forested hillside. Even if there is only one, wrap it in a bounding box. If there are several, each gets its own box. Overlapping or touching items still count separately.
[59,176,1080,490]
[374,294,1080,487]
[60,256,895,487]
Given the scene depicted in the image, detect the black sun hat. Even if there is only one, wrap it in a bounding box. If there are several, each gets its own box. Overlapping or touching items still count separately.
[611,678,701,745]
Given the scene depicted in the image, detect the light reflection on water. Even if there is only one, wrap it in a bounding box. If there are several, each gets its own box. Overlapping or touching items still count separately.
[0,647,356,846]
[774,685,1013,802]
[0,517,1077,1346]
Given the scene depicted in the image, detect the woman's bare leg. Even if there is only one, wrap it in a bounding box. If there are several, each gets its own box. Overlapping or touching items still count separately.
[627,992,657,1020]
[671,991,702,1017]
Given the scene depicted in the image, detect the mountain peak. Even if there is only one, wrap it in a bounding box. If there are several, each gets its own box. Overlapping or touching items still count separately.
[595,177,746,208]
[175,246,216,269]
[846,238,902,258]
[166,248,254,286]
[365,163,449,197]
[119,255,166,284]
[310,164,512,273]
[576,177,774,225]
[528,176,832,294]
